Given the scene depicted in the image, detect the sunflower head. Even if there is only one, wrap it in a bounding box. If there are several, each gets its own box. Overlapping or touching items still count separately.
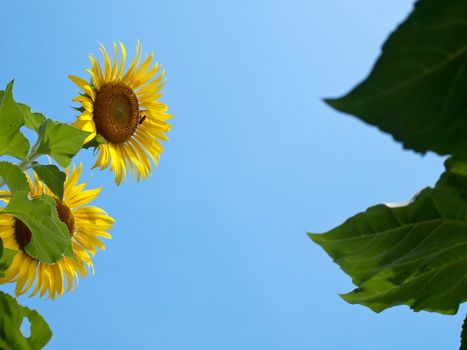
[69,41,172,185]
[0,164,114,299]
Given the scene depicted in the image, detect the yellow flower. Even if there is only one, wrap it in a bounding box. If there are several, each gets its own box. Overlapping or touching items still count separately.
[69,41,172,185]
[0,164,114,299]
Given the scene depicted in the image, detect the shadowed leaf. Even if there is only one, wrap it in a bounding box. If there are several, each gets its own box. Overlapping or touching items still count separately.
[326,0,467,159]
[0,291,51,349]
[32,164,66,200]
[310,158,467,314]
[0,239,17,278]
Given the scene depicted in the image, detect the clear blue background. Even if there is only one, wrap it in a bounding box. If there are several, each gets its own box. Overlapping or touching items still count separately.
[1,0,465,349]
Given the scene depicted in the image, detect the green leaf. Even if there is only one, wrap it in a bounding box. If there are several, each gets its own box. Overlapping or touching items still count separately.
[325,0,467,159]
[0,239,17,279]
[6,133,31,161]
[0,239,17,278]
[0,161,29,193]
[0,82,29,160]
[0,291,52,350]
[461,315,467,350]
[2,191,72,264]
[310,160,467,314]
[34,119,90,167]
[32,164,66,200]
[18,103,46,132]
[436,158,467,200]
[0,161,71,264]
[0,249,17,279]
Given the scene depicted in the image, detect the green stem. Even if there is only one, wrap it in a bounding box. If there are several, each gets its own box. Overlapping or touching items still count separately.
[0,141,41,188]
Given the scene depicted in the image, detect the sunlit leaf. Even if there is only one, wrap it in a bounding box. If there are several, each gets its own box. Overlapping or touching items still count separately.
[0,161,29,193]
[34,119,90,167]
[0,82,29,160]
[6,133,30,161]
[2,191,72,264]
[18,103,46,132]
[0,162,72,264]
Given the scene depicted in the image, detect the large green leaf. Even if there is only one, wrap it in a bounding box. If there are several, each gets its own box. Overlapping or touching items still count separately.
[0,162,29,193]
[0,161,72,264]
[310,159,467,314]
[3,191,72,264]
[0,82,29,160]
[18,103,45,132]
[436,157,467,199]
[33,119,89,167]
[0,292,52,350]
[325,0,467,159]
[7,133,30,161]
[32,165,65,200]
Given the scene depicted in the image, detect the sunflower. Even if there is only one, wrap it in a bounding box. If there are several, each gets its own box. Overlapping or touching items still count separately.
[0,164,114,299]
[69,41,172,185]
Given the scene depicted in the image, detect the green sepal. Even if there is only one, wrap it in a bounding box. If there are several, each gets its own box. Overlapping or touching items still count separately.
[82,134,106,149]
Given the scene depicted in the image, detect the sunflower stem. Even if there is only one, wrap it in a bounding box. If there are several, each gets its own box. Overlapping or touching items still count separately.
[0,147,40,189]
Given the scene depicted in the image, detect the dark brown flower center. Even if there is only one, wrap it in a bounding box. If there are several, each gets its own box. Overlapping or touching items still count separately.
[14,198,75,250]
[93,82,140,143]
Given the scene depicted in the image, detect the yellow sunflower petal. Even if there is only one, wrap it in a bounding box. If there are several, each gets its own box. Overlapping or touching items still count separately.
[117,41,127,79]
[73,95,94,113]
[89,54,103,90]
[68,75,95,100]
[111,42,119,79]
[70,40,171,183]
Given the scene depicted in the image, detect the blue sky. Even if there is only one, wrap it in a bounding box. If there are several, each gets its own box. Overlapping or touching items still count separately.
[1,0,465,349]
